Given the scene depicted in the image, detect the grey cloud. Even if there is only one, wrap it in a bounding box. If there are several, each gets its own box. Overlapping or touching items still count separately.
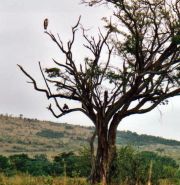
[0,0,81,13]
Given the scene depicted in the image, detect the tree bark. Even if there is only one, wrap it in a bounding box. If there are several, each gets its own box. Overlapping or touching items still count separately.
[89,122,117,185]
[88,130,96,182]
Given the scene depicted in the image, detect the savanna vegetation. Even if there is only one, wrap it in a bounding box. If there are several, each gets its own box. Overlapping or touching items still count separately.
[0,114,180,162]
[0,146,179,184]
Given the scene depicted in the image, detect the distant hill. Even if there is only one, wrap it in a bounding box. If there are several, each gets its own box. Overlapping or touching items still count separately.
[0,114,180,160]
[116,130,180,146]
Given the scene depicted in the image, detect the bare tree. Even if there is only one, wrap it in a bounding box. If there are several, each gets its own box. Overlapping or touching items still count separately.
[18,0,180,184]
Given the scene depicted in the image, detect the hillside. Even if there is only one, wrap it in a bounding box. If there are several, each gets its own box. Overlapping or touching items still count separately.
[116,131,180,146]
[0,114,180,160]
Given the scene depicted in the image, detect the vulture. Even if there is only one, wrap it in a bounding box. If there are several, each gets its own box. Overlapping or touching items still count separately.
[44,18,48,30]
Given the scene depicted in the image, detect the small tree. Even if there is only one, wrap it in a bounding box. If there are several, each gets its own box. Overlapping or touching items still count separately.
[18,0,180,184]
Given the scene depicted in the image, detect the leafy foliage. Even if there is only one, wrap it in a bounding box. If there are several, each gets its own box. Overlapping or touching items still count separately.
[0,155,13,176]
[0,147,179,184]
[45,68,60,77]
[110,146,180,185]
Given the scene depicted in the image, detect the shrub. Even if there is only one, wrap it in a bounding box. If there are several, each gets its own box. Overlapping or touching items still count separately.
[109,146,179,185]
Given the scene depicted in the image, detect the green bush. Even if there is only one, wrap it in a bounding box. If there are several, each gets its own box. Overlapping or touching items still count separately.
[0,155,15,176]
[109,146,179,185]
[53,151,91,177]
[0,146,178,184]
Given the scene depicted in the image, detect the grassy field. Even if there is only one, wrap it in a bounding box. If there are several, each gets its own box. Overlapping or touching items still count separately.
[0,174,179,185]
[0,174,88,185]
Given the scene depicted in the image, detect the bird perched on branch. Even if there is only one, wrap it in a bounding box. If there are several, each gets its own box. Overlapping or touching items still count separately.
[44,18,48,30]
[63,103,69,111]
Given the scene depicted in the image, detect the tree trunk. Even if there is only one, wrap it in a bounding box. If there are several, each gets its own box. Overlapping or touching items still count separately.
[89,123,117,185]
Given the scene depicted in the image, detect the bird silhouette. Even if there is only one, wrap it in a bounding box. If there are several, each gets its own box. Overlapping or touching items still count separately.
[63,103,69,111]
[44,18,48,30]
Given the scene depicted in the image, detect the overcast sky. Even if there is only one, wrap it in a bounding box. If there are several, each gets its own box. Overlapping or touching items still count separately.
[0,0,180,141]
